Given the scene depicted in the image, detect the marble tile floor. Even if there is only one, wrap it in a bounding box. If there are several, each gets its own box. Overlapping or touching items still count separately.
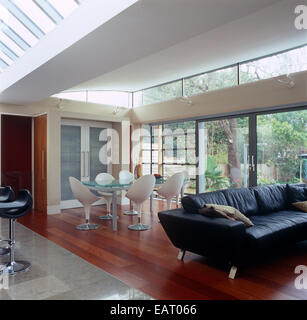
[0,220,152,300]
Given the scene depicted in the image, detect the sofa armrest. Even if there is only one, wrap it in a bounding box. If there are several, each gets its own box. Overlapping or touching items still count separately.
[158,208,247,265]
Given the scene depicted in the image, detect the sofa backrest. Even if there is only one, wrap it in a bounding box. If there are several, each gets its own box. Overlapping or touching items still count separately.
[181,191,228,214]
[287,183,307,203]
[222,188,258,217]
[252,184,289,214]
[182,184,292,216]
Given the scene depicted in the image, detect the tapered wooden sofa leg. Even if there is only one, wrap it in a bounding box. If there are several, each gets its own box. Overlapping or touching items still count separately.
[177,249,186,261]
[229,266,238,279]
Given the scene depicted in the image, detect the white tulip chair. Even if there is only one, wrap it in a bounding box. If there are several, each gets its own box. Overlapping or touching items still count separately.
[126,175,155,231]
[95,173,118,220]
[157,172,185,210]
[119,170,138,216]
[181,170,190,201]
[69,177,100,230]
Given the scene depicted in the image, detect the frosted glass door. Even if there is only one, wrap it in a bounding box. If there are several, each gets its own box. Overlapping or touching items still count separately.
[89,127,108,181]
[61,125,81,201]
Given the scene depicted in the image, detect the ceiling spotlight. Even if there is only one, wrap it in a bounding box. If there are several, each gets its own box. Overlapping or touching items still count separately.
[112,106,120,115]
[278,74,295,88]
[57,98,65,109]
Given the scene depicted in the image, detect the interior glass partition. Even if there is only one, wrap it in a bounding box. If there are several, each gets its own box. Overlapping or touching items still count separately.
[141,121,197,194]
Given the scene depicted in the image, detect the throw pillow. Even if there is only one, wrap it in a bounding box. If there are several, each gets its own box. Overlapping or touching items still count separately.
[203,204,254,227]
[293,201,307,213]
[198,206,235,220]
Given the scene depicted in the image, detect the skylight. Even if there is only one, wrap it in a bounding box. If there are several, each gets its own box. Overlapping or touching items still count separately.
[0,0,80,73]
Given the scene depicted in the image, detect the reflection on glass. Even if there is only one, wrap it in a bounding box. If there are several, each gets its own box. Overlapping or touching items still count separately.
[142,80,182,106]
[184,66,237,97]
[240,46,307,84]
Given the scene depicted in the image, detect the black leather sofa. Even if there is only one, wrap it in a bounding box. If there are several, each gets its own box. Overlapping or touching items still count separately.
[158,183,307,279]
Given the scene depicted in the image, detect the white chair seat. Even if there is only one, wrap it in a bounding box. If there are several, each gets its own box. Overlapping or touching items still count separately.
[69,177,100,230]
[157,172,185,210]
[126,175,155,231]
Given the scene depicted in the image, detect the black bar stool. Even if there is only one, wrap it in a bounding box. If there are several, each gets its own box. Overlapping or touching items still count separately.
[0,186,15,257]
[0,190,33,275]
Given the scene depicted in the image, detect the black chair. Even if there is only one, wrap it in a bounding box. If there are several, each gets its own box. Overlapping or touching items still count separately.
[0,186,15,256]
[0,190,33,275]
[0,186,15,202]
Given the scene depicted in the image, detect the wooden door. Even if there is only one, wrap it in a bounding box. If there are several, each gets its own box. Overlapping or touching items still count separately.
[1,115,32,195]
[34,115,47,213]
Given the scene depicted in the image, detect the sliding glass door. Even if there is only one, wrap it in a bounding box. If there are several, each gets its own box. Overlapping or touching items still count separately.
[197,117,250,193]
[256,110,307,185]
[197,107,307,193]
[141,106,306,195]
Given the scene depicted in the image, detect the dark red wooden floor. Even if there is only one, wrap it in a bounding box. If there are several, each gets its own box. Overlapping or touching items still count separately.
[19,200,307,300]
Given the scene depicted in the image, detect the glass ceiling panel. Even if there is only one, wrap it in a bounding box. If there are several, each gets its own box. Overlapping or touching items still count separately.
[0,6,38,46]
[0,0,80,74]
[48,0,78,18]
[12,0,56,34]
[0,49,13,64]
[0,30,24,56]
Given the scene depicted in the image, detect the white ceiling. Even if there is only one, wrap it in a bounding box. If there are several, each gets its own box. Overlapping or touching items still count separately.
[0,0,305,105]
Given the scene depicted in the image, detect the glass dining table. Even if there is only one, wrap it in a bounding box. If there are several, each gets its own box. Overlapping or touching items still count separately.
[83,178,187,231]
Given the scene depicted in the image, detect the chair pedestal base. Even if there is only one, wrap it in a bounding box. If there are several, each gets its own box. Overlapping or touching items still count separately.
[123,210,138,216]
[99,214,118,220]
[76,223,99,230]
[128,223,151,231]
[6,261,31,275]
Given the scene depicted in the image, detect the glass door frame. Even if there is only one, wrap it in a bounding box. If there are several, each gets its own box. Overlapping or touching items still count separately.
[60,119,112,209]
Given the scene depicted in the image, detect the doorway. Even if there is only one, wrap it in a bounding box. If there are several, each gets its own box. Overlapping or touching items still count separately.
[60,119,112,209]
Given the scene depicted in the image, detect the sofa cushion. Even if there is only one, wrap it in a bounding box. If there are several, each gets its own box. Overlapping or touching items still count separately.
[246,210,307,250]
[182,191,228,214]
[222,188,258,217]
[287,184,307,203]
[253,184,288,214]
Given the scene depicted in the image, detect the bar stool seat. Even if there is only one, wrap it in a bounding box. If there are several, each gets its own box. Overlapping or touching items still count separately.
[0,186,15,257]
[0,190,33,275]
